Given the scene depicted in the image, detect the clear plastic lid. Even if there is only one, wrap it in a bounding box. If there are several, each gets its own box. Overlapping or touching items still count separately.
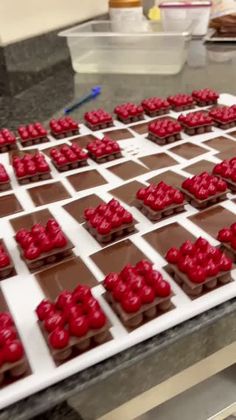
[159,1,212,8]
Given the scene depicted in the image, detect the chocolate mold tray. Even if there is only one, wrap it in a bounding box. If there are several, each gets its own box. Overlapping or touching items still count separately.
[1,92,236,410]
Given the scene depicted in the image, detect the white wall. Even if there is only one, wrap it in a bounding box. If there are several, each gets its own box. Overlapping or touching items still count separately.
[0,0,108,46]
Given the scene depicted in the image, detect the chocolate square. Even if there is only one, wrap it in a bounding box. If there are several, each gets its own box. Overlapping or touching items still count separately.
[0,194,23,218]
[102,128,134,141]
[63,194,104,223]
[70,134,97,149]
[189,205,236,238]
[169,143,208,159]
[36,257,98,299]
[128,121,150,134]
[109,180,146,205]
[67,170,107,192]
[216,150,235,161]
[91,239,146,275]
[182,160,215,175]
[11,209,53,232]
[204,136,236,152]
[139,153,178,171]
[107,161,148,181]
[143,222,195,256]
[27,182,71,207]
[146,170,186,189]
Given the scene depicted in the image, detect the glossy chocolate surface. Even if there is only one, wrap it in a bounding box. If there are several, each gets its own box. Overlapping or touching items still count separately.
[204,136,236,152]
[109,180,145,205]
[67,169,107,192]
[91,239,146,275]
[63,194,104,223]
[170,143,208,159]
[36,257,98,299]
[146,170,185,188]
[107,160,148,181]
[139,153,178,171]
[102,128,134,141]
[183,159,215,175]
[11,209,53,232]
[189,205,236,238]
[143,222,195,256]
[0,194,23,218]
[28,182,71,207]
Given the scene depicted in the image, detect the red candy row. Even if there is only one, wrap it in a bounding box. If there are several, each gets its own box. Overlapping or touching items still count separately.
[36,285,107,349]
[0,164,9,183]
[50,144,88,166]
[0,129,16,146]
[136,182,184,210]
[0,244,10,269]
[15,219,68,260]
[218,223,236,249]
[149,118,182,137]
[84,199,134,235]
[209,106,236,123]
[167,94,194,107]
[178,111,212,127]
[182,172,227,200]
[18,122,47,141]
[141,97,170,112]
[166,238,232,283]
[103,260,171,313]
[49,117,78,134]
[86,136,120,157]
[84,109,113,125]
[213,158,236,182]
[0,312,24,366]
[192,89,219,103]
[114,103,144,119]
[12,153,50,178]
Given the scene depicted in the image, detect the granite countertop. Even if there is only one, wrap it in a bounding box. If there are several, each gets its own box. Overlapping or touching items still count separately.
[1,38,236,420]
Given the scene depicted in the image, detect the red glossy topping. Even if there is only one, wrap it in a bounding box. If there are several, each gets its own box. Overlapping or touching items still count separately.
[142,97,170,112]
[182,172,227,200]
[84,109,113,125]
[217,223,236,255]
[192,88,219,103]
[84,199,134,235]
[165,237,232,284]
[0,313,13,329]
[44,312,65,333]
[209,106,236,123]
[50,117,79,134]
[114,102,144,119]
[4,340,24,363]
[178,111,212,127]
[17,122,47,141]
[0,128,16,146]
[149,118,182,138]
[167,94,194,107]
[12,152,50,179]
[0,164,9,183]
[87,136,120,158]
[50,144,88,166]
[103,260,171,314]
[49,328,70,349]
[136,182,184,210]
[88,310,106,329]
[213,158,236,183]
[69,315,89,337]
[0,327,17,344]
[36,299,55,321]
[16,218,68,260]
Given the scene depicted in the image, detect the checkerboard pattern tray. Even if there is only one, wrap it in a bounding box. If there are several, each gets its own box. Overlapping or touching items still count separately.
[1,93,236,409]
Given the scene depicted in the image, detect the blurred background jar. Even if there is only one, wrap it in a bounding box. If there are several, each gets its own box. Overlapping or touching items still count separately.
[109,0,145,31]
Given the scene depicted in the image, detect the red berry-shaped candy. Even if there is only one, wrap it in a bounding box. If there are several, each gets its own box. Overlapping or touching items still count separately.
[104,272,119,291]
[121,293,142,313]
[4,340,24,363]
[52,232,67,248]
[69,315,89,337]
[139,285,155,304]
[44,313,65,333]
[135,259,153,275]
[189,266,207,283]
[113,281,128,301]
[73,285,92,303]
[49,328,70,349]
[166,247,180,264]
[56,291,73,309]
[97,220,111,235]
[219,255,232,271]
[0,253,10,268]
[83,297,101,313]
[89,310,106,329]
[0,327,17,344]
[217,228,232,243]
[36,299,55,321]
[154,280,171,297]
[24,245,41,260]
[195,237,208,251]
[180,240,194,256]
[0,313,13,329]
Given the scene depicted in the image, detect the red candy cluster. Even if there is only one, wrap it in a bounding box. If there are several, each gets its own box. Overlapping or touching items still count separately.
[0,164,9,183]
[87,136,120,158]
[141,97,170,112]
[0,129,16,147]
[16,219,68,261]
[0,312,24,366]
[136,182,184,211]
[50,144,88,166]
[103,260,171,313]
[178,111,212,127]
[84,109,113,125]
[213,158,236,182]
[149,118,182,138]
[114,103,143,119]
[182,172,227,200]
[18,122,47,141]
[36,285,107,349]
[192,88,219,103]
[167,94,194,107]
[84,199,134,235]
[217,223,236,249]
[49,117,78,135]
[209,106,236,123]
[12,152,50,179]
[166,237,232,284]
[0,243,10,269]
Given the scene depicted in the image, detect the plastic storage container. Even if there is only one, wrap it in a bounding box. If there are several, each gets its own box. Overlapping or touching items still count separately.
[59,20,192,75]
[159,1,212,37]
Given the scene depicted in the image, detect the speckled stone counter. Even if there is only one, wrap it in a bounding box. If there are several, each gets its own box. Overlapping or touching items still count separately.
[1,38,236,420]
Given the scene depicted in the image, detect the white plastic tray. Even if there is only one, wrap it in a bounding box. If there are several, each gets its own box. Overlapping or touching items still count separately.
[0,93,236,409]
